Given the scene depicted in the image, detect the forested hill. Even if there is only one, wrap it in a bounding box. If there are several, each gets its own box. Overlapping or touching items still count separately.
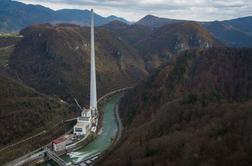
[102,48,252,166]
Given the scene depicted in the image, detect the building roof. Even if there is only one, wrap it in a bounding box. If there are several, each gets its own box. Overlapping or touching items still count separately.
[78,116,90,121]
[53,136,66,144]
[74,121,89,128]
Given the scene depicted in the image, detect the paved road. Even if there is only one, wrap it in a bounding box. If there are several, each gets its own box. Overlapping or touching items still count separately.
[4,148,45,166]
[0,130,46,152]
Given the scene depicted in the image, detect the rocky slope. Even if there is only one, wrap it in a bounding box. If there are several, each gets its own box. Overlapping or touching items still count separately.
[9,24,148,105]
[102,48,252,166]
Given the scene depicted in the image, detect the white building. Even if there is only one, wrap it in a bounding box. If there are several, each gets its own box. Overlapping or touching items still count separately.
[73,109,91,136]
[53,136,67,152]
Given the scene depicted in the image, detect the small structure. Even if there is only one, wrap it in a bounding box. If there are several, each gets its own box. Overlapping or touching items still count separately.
[52,136,67,152]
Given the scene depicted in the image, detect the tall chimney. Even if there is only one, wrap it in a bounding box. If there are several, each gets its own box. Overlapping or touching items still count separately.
[90,9,97,113]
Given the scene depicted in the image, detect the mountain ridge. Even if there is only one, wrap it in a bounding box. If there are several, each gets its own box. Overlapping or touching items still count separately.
[135,14,252,47]
[1,0,252,48]
[136,14,187,28]
[0,0,129,32]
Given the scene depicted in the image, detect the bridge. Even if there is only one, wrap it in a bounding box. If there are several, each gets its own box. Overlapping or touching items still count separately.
[44,147,67,166]
[46,149,101,166]
[45,149,101,166]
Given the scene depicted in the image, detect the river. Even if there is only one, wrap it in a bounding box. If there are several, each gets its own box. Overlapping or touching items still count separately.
[43,95,120,166]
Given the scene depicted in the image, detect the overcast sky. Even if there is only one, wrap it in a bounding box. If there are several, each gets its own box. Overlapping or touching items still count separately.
[17,0,252,22]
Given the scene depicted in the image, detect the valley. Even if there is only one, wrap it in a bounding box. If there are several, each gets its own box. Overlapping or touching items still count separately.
[0,1,251,165]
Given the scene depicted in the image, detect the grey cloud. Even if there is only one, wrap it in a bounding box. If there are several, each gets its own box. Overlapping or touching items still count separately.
[17,0,252,21]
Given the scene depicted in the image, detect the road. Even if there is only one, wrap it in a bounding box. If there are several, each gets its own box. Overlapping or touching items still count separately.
[0,130,46,153]
[4,148,45,166]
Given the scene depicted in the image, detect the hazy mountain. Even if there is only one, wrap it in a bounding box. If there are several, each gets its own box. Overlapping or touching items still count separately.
[0,0,54,32]
[53,9,129,25]
[203,17,252,47]
[135,14,252,47]
[9,24,148,105]
[102,48,252,166]
[223,16,252,35]
[0,0,129,33]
